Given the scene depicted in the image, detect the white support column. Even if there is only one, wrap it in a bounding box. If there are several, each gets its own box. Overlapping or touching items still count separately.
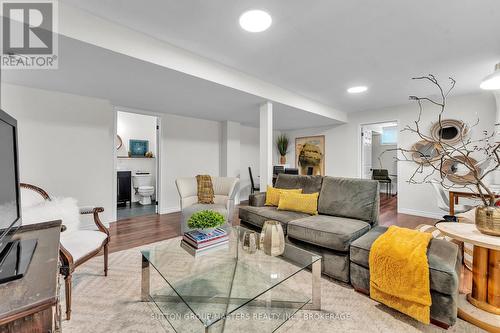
[260,101,273,191]
[220,121,241,178]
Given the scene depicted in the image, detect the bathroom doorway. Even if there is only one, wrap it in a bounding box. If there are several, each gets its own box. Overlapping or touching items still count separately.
[114,110,160,221]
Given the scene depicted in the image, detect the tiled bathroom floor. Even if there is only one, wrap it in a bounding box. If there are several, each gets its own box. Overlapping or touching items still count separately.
[117,202,157,220]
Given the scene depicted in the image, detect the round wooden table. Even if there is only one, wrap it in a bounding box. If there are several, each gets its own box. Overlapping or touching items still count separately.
[436,222,500,332]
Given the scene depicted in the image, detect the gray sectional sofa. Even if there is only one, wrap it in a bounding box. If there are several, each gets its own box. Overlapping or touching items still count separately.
[350,226,460,328]
[239,173,461,328]
[239,174,380,282]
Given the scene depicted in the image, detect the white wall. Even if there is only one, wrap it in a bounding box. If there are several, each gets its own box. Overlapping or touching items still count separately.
[116,111,157,202]
[117,111,157,156]
[0,83,291,221]
[1,83,115,226]
[283,93,497,218]
[159,113,221,213]
[220,121,240,178]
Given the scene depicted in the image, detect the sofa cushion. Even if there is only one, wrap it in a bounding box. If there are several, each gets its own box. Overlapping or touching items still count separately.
[350,226,460,296]
[287,215,371,252]
[318,176,379,224]
[238,206,309,234]
[275,174,323,194]
[349,226,387,267]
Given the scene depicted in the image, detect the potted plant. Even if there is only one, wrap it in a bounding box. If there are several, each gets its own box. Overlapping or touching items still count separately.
[382,75,500,236]
[276,134,289,164]
[187,210,225,234]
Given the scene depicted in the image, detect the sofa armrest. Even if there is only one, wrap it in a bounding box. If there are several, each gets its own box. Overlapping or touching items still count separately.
[249,192,266,207]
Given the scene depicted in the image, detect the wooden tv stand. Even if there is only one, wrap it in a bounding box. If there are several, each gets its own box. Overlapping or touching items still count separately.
[0,220,62,333]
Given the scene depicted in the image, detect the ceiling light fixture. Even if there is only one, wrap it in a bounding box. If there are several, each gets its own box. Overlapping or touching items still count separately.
[239,10,272,33]
[480,63,500,90]
[347,86,368,94]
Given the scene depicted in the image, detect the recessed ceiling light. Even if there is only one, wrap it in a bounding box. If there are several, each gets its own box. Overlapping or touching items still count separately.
[239,10,272,33]
[480,63,500,90]
[347,86,368,94]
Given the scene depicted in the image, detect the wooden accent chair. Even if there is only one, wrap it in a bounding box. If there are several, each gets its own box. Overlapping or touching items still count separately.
[20,183,110,320]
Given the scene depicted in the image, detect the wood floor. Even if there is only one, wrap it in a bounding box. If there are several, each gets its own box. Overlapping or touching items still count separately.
[107,211,181,253]
[108,194,433,253]
[106,194,471,293]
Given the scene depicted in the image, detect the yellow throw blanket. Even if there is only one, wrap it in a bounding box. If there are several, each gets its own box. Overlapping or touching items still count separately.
[369,226,433,324]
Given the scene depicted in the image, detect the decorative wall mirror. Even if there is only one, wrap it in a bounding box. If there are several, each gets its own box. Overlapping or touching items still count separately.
[411,140,442,165]
[429,119,468,145]
[116,135,123,150]
[441,156,478,185]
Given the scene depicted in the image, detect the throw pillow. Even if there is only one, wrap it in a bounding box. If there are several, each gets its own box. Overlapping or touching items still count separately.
[265,186,302,206]
[196,175,215,204]
[278,192,319,215]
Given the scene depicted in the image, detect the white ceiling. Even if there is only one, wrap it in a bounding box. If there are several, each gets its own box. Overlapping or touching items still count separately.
[1,36,340,130]
[61,0,500,112]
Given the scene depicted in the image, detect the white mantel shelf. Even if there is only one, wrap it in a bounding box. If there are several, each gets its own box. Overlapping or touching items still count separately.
[117,156,156,159]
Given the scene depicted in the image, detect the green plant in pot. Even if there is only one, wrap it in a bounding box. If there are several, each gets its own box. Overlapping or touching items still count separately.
[276,134,289,164]
[380,74,500,236]
[187,210,225,234]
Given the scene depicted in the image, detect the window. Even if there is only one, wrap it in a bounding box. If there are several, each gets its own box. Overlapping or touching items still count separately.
[381,126,397,145]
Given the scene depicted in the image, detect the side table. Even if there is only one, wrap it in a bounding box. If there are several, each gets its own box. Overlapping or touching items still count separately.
[436,222,500,332]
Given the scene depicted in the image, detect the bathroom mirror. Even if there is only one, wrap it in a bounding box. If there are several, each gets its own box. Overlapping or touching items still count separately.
[429,119,468,145]
[411,140,441,165]
[441,156,478,185]
[116,135,123,150]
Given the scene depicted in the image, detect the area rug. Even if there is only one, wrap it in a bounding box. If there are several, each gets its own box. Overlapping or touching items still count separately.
[61,241,485,333]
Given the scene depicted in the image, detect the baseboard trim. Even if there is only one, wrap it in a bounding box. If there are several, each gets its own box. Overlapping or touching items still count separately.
[398,208,443,219]
[161,206,180,214]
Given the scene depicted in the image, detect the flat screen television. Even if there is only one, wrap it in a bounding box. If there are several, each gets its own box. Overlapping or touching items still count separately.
[0,109,36,284]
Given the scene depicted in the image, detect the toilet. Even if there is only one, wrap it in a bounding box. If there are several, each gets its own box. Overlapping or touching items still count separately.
[132,172,155,205]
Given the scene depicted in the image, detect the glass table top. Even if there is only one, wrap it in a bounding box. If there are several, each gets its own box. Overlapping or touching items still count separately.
[142,225,321,330]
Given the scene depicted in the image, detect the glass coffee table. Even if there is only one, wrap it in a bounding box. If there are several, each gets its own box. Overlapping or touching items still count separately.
[141,225,322,333]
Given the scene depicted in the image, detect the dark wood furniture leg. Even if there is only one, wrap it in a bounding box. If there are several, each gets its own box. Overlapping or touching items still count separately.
[64,275,72,321]
[104,244,109,277]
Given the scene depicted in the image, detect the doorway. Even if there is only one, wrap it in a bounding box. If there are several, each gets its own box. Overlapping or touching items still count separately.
[360,121,398,197]
[114,110,160,220]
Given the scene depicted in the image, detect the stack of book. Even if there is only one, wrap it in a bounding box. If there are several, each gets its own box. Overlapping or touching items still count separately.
[181,228,228,256]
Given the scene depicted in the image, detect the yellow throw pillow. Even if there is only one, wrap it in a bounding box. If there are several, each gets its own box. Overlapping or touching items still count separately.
[265,186,302,206]
[278,192,319,215]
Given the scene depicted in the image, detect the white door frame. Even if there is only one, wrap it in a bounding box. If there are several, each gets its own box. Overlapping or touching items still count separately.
[113,106,163,221]
[357,120,399,179]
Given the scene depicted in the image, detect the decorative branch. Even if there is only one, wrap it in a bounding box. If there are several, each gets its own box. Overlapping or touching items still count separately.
[379,75,499,206]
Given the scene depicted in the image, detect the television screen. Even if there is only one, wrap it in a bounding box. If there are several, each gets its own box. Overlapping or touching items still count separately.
[0,111,20,245]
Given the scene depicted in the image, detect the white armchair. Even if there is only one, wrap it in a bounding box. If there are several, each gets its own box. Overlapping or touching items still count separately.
[175,176,239,234]
[20,183,109,321]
